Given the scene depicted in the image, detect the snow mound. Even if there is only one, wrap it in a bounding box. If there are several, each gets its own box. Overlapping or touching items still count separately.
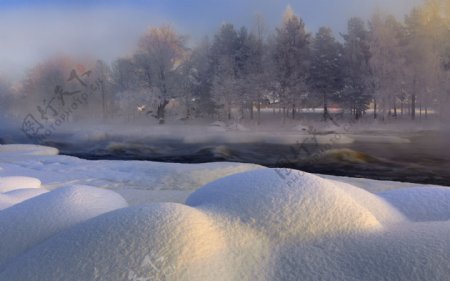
[0,166,448,281]
[0,185,127,268]
[0,176,42,193]
[0,188,48,210]
[379,187,450,222]
[0,144,59,156]
[187,169,403,240]
[0,204,232,281]
[272,220,450,281]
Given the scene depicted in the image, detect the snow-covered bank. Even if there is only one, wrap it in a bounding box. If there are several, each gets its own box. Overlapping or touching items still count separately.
[0,144,449,280]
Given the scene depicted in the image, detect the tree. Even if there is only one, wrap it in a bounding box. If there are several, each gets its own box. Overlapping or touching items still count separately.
[92,60,112,120]
[402,0,450,120]
[309,27,344,121]
[210,23,239,120]
[251,14,270,125]
[189,37,216,117]
[0,77,13,118]
[369,12,407,119]
[271,6,310,120]
[341,17,372,119]
[111,57,140,120]
[22,56,75,119]
[134,25,187,124]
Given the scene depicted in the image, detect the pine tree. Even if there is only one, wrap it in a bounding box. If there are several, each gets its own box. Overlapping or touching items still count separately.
[341,17,372,119]
[309,27,344,121]
[271,6,310,120]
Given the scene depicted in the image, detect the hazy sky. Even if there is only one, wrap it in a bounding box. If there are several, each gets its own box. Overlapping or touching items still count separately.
[0,0,423,81]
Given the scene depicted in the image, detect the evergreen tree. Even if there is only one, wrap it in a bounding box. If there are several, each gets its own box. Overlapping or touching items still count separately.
[309,27,344,121]
[341,17,372,119]
[271,6,310,120]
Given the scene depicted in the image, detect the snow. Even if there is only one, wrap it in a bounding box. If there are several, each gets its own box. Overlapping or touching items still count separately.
[0,188,48,210]
[0,185,128,269]
[0,176,41,193]
[0,144,262,206]
[0,144,450,280]
[187,169,404,240]
[0,203,235,281]
[0,144,59,156]
[379,187,450,222]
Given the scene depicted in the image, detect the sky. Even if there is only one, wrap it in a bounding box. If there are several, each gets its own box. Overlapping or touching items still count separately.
[0,0,423,81]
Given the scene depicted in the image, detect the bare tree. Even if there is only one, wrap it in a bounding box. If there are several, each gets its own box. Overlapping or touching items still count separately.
[134,25,187,124]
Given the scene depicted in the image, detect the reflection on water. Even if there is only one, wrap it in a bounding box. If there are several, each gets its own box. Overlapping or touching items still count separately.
[47,131,450,186]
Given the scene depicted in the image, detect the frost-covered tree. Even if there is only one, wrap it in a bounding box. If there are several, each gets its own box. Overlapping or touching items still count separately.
[309,27,344,121]
[0,77,13,118]
[22,56,76,118]
[341,17,372,119]
[411,0,450,119]
[111,57,141,120]
[90,60,112,120]
[235,26,268,120]
[405,6,442,119]
[210,23,240,120]
[369,12,407,119]
[189,37,216,117]
[271,6,310,120]
[250,14,270,125]
[134,25,187,124]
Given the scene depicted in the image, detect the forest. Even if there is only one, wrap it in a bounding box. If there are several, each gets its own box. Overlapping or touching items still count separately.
[1,0,449,126]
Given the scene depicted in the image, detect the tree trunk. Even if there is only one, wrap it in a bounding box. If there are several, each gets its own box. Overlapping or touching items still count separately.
[411,94,416,120]
[393,101,397,118]
[323,92,328,121]
[101,81,106,121]
[373,98,377,119]
[292,104,296,120]
[157,99,170,124]
[257,100,261,125]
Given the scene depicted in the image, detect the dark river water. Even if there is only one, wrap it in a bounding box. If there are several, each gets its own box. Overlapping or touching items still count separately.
[36,130,450,187]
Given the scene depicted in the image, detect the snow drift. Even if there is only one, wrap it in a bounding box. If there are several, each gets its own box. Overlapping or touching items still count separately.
[0,185,127,269]
[0,144,59,156]
[1,145,450,281]
[379,187,450,222]
[0,188,48,210]
[0,204,235,281]
[0,176,41,193]
[187,169,404,240]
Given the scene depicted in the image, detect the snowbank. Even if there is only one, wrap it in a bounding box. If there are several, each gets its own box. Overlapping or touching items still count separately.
[0,204,233,281]
[0,176,41,193]
[0,188,48,210]
[0,144,59,156]
[0,146,262,204]
[0,185,127,268]
[187,169,404,240]
[272,220,450,281]
[379,187,450,222]
[1,145,450,281]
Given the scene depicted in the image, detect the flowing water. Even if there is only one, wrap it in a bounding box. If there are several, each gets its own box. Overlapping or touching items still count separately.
[37,130,450,186]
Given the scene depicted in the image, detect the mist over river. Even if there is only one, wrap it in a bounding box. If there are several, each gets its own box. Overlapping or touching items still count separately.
[20,130,449,186]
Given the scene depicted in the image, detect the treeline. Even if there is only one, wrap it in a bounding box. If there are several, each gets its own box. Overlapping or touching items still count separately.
[1,0,449,124]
